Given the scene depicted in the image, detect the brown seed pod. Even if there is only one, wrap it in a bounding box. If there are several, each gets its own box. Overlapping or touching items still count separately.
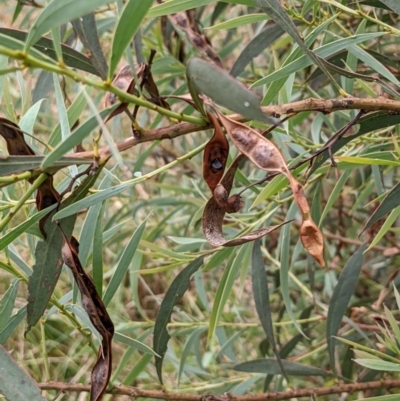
[202,155,289,247]
[202,112,229,192]
[300,219,325,267]
[213,184,244,213]
[60,232,114,401]
[211,109,325,266]
[216,111,288,174]
[0,117,36,157]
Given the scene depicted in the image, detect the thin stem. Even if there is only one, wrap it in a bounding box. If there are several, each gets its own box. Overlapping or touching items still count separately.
[40,320,50,381]
[38,379,400,400]
[0,46,206,125]
[0,260,98,352]
[2,97,400,188]
[0,173,47,231]
[0,171,33,184]
[335,336,400,365]
[118,316,323,330]
[319,0,400,35]
[50,299,97,352]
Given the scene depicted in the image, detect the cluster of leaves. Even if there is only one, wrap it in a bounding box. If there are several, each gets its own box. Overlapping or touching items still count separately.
[1,0,400,400]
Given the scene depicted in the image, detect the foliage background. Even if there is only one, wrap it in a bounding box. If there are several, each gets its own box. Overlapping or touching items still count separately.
[1,0,400,400]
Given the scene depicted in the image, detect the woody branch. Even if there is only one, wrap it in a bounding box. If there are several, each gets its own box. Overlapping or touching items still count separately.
[70,96,400,161]
[38,379,400,400]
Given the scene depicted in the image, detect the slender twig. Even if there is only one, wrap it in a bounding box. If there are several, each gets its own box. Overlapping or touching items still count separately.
[38,379,400,400]
[0,45,205,125]
[323,231,387,251]
[2,97,400,184]
[68,96,400,162]
[309,109,365,171]
[0,173,48,231]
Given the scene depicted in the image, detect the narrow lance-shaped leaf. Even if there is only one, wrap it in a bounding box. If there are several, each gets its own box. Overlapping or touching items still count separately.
[42,106,118,169]
[208,246,248,343]
[113,331,158,355]
[27,169,102,332]
[310,112,400,174]
[79,173,114,278]
[49,90,87,148]
[52,180,133,220]
[255,0,343,93]
[279,202,306,337]
[153,256,204,384]
[0,28,99,75]
[51,26,63,63]
[0,345,46,401]
[365,205,400,252]
[380,0,400,14]
[354,359,400,372]
[71,13,108,79]
[0,279,20,331]
[148,0,218,18]
[357,0,391,11]
[19,99,46,137]
[251,32,385,88]
[102,219,147,306]
[108,0,154,79]
[178,327,207,384]
[327,243,367,373]
[0,306,27,344]
[230,23,285,77]
[252,241,287,381]
[207,11,265,30]
[234,358,330,377]
[361,181,400,234]
[25,0,116,50]
[0,156,90,178]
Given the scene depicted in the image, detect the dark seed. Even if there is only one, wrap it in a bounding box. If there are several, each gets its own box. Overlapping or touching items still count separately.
[211,158,223,170]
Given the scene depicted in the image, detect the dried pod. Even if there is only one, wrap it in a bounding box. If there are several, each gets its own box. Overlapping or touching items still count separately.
[212,109,325,266]
[169,11,222,67]
[202,155,288,247]
[216,112,288,174]
[104,63,170,124]
[0,117,36,157]
[142,68,171,110]
[203,113,229,191]
[300,219,325,267]
[213,184,243,213]
[288,176,324,266]
[104,64,144,122]
[288,176,310,216]
[225,194,244,214]
[61,232,114,401]
[213,183,228,208]
[0,117,61,238]
[36,175,61,238]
